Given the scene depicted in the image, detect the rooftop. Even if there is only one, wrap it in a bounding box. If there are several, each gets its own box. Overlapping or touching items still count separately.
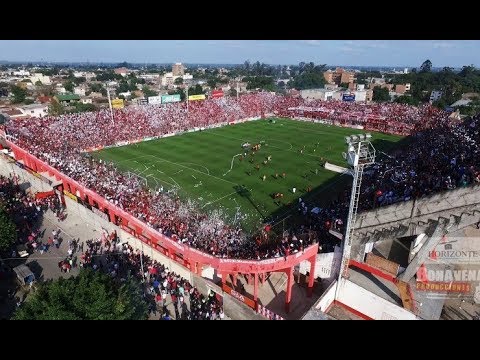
[56,93,80,101]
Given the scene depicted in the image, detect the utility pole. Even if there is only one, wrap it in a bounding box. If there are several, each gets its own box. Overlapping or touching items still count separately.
[186,84,189,113]
[106,87,114,124]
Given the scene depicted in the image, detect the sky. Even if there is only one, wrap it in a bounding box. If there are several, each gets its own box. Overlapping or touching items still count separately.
[0,40,479,67]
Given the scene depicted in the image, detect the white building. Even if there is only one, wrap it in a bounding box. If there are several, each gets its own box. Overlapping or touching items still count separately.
[353,90,367,102]
[30,73,52,85]
[74,87,86,97]
[80,97,93,104]
[139,73,160,81]
[13,70,30,77]
[300,88,334,101]
[73,71,96,80]
[161,72,175,87]
[118,91,131,98]
[182,73,193,81]
[18,103,49,118]
[55,85,66,94]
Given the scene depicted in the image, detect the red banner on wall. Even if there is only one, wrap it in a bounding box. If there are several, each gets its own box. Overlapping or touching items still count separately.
[35,190,55,199]
[222,283,256,309]
[211,90,224,98]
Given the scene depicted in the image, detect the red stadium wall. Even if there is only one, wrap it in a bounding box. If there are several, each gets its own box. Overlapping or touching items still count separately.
[7,140,318,311]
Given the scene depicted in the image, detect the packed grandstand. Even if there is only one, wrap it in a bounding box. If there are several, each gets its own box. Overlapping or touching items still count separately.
[4,93,480,261]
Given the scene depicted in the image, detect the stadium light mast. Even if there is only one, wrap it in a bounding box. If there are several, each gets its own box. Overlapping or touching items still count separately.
[106,87,114,124]
[337,133,376,282]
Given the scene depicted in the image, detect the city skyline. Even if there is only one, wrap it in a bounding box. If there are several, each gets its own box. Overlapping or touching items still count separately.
[0,40,479,67]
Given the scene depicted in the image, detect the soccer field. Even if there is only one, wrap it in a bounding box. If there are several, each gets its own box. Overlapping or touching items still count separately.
[94,118,403,233]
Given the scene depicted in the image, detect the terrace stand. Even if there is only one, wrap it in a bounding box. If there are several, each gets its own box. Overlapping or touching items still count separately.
[7,140,318,314]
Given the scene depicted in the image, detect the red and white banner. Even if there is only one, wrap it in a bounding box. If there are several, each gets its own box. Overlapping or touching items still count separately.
[211,90,224,98]
[257,304,285,320]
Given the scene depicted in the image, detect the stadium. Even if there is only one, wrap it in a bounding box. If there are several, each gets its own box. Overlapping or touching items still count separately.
[2,92,480,320]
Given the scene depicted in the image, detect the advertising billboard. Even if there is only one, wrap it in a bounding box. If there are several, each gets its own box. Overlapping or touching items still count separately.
[111,98,124,109]
[188,94,206,101]
[161,94,181,103]
[137,98,148,105]
[342,94,356,102]
[148,96,162,105]
[211,90,224,98]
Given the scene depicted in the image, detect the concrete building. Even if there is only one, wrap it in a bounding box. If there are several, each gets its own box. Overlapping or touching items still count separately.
[18,103,49,118]
[300,88,334,101]
[324,68,355,85]
[0,107,25,119]
[161,72,175,87]
[323,70,341,85]
[394,83,410,95]
[139,73,161,81]
[182,73,193,81]
[74,86,86,97]
[341,71,355,84]
[13,70,30,77]
[30,73,52,85]
[172,63,185,77]
[80,97,93,104]
[114,67,129,77]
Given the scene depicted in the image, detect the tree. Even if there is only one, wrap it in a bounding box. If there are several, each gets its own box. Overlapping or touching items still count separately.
[340,82,350,89]
[420,59,432,73]
[169,88,186,101]
[372,87,391,102]
[174,77,184,85]
[10,85,27,103]
[35,80,43,86]
[288,63,327,90]
[68,102,97,114]
[188,84,204,96]
[48,98,65,116]
[395,95,419,105]
[0,207,16,252]
[64,81,74,93]
[0,113,6,124]
[13,269,148,320]
[229,88,237,97]
[142,86,158,98]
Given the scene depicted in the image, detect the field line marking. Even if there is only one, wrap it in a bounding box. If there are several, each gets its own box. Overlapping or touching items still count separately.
[179,162,210,175]
[169,176,181,189]
[147,155,238,186]
[202,191,237,209]
[114,154,153,163]
[209,132,319,158]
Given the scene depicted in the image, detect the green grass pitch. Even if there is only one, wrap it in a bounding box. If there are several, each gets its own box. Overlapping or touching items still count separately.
[94,118,403,233]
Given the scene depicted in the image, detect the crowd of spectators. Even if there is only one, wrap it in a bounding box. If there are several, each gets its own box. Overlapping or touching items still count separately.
[78,230,223,320]
[0,174,62,256]
[4,93,479,260]
[277,98,452,135]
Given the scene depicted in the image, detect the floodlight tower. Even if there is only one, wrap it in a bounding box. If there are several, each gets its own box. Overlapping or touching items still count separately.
[338,133,376,280]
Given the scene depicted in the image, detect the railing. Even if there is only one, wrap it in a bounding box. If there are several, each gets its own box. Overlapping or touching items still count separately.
[7,140,318,275]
